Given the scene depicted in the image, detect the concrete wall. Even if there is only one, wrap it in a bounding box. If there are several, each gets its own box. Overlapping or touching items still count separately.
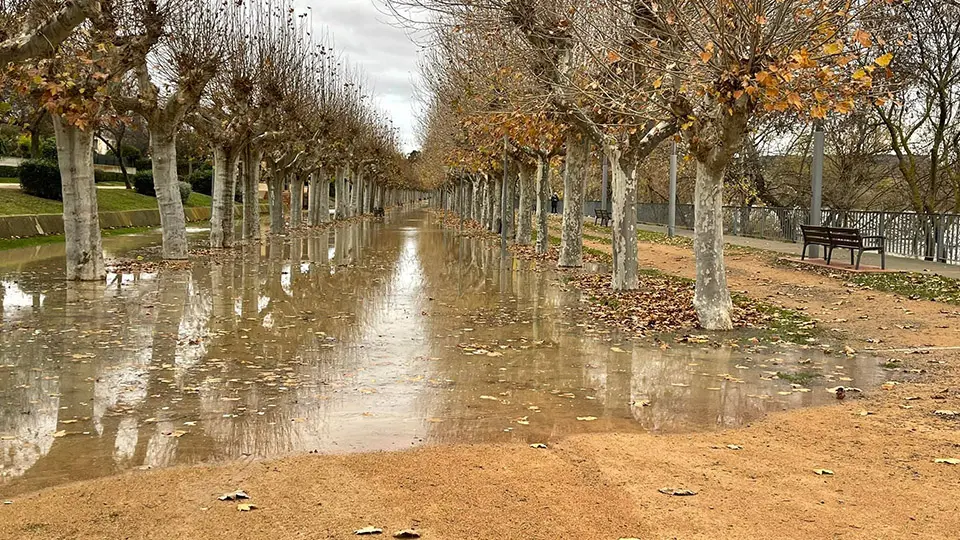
[0,207,212,239]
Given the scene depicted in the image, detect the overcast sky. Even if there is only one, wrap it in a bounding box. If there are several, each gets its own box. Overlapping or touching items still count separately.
[298,0,423,153]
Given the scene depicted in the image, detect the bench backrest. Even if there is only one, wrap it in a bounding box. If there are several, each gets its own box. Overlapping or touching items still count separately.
[827,227,863,248]
[595,209,610,217]
[800,225,832,243]
[800,225,863,247]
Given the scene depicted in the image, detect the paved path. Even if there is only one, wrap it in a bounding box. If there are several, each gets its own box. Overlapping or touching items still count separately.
[636,222,960,279]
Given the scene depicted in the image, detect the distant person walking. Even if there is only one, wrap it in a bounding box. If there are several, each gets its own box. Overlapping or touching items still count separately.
[551,192,559,214]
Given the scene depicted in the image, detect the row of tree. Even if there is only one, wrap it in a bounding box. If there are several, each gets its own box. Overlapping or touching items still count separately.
[390,0,898,329]
[1,0,419,281]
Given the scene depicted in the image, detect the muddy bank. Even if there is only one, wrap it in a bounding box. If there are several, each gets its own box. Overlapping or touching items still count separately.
[2,370,960,539]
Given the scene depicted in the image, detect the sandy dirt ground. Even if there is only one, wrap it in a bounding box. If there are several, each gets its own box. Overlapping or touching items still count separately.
[3,233,960,539]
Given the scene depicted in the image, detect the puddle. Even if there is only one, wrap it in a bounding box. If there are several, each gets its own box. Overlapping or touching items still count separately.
[0,211,885,496]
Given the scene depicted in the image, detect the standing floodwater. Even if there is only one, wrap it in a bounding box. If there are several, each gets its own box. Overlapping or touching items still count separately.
[0,211,884,496]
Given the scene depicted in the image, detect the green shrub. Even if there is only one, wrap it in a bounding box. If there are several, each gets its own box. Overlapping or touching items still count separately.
[120,145,142,163]
[133,170,155,197]
[94,170,128,184]
[39,138,57,160]
[18,159,62,200]
[178,181,192,204]
[0,165,18,177]
[133,157,152,171]
[187,166,213,195]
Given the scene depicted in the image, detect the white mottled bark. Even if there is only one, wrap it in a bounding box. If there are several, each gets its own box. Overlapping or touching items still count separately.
[471,176,482,222]
[693,160,733,330]
[306,173,318,225]
[608,148,638,290]
[210,144,239,248]
[241,146,262,241]
[535,155,550,254]
[319,172,330,223]
[53,116,104,281]
[503,167,516,241]
[335,167,347,219]
[491,176,502,233]
[268,174,284,234]
[516,161,533,245]
[559,132,588,268]
[149,126,188,259]
[290,174,304,227]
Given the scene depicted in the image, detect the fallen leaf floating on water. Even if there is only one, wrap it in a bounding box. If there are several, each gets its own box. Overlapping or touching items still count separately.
[393,531,421,539]
[934,410,959,417]
[355,526,383,535]
[479,395,498,401]
[576,416,598,421]
[934,458,960,465]
[52,430,67,438]
[237,503,257,512]
[658,487,697,496]
[530,443,548,449]
[218,491,250,501]
[727,444,743,450]
[813,469,834,476]
[610,347,627,353]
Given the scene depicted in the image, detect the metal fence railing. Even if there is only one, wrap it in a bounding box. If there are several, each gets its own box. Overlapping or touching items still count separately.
[630,203,960,265]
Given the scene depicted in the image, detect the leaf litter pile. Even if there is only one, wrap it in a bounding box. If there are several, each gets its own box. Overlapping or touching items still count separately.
[568,272,782,337]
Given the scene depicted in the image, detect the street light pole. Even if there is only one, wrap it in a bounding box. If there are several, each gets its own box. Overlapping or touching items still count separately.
[810,122,824,258]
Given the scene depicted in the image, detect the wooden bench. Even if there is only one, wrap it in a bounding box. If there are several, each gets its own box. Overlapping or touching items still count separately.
[373,207,385,218]
[594,209,611,227]
[800,224,886,269]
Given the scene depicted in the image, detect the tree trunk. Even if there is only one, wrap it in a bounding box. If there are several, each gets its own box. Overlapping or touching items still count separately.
[319,173,330,223]
[693,160,733,330]
[268,174,284,234]
[492,176,502,233]
[290,174,304,227]
[608,149,639,290]
[503,166,516,241]
[210,144,239,248]
[482,179,492,230]
[53,116,105,281]
[472,176,482,222]
[335,167,347,219]
[306,172,318,225]
[535,155,550,254]
[149,126,188,259]
[559,132,588,267]
[241,146,262,241]
[516,161,533,245]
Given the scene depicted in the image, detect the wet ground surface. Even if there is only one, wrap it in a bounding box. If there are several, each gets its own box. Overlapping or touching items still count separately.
[0,211,886,496]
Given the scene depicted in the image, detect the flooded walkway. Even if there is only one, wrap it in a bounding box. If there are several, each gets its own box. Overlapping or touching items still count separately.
[0,211,884,496]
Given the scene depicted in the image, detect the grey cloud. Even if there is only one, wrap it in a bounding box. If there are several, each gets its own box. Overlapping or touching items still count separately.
[298,0,420,151]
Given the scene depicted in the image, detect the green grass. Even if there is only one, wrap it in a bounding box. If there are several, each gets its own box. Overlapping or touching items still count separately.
[776,370,822,385]
[0,188,211,216]
[846,272,960,305]
[0,225,156,251]
[96,190,163,211]
[0,188,64,214]
[0,177,17,184]
[185,192,212,207]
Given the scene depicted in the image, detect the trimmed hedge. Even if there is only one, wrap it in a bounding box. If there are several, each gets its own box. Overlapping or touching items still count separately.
[18,159,62,201]
[178,181,192,204]
[0,165,18,177]
[133,170,155,197]
[187,167,213,196]
[94,170,129,184]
